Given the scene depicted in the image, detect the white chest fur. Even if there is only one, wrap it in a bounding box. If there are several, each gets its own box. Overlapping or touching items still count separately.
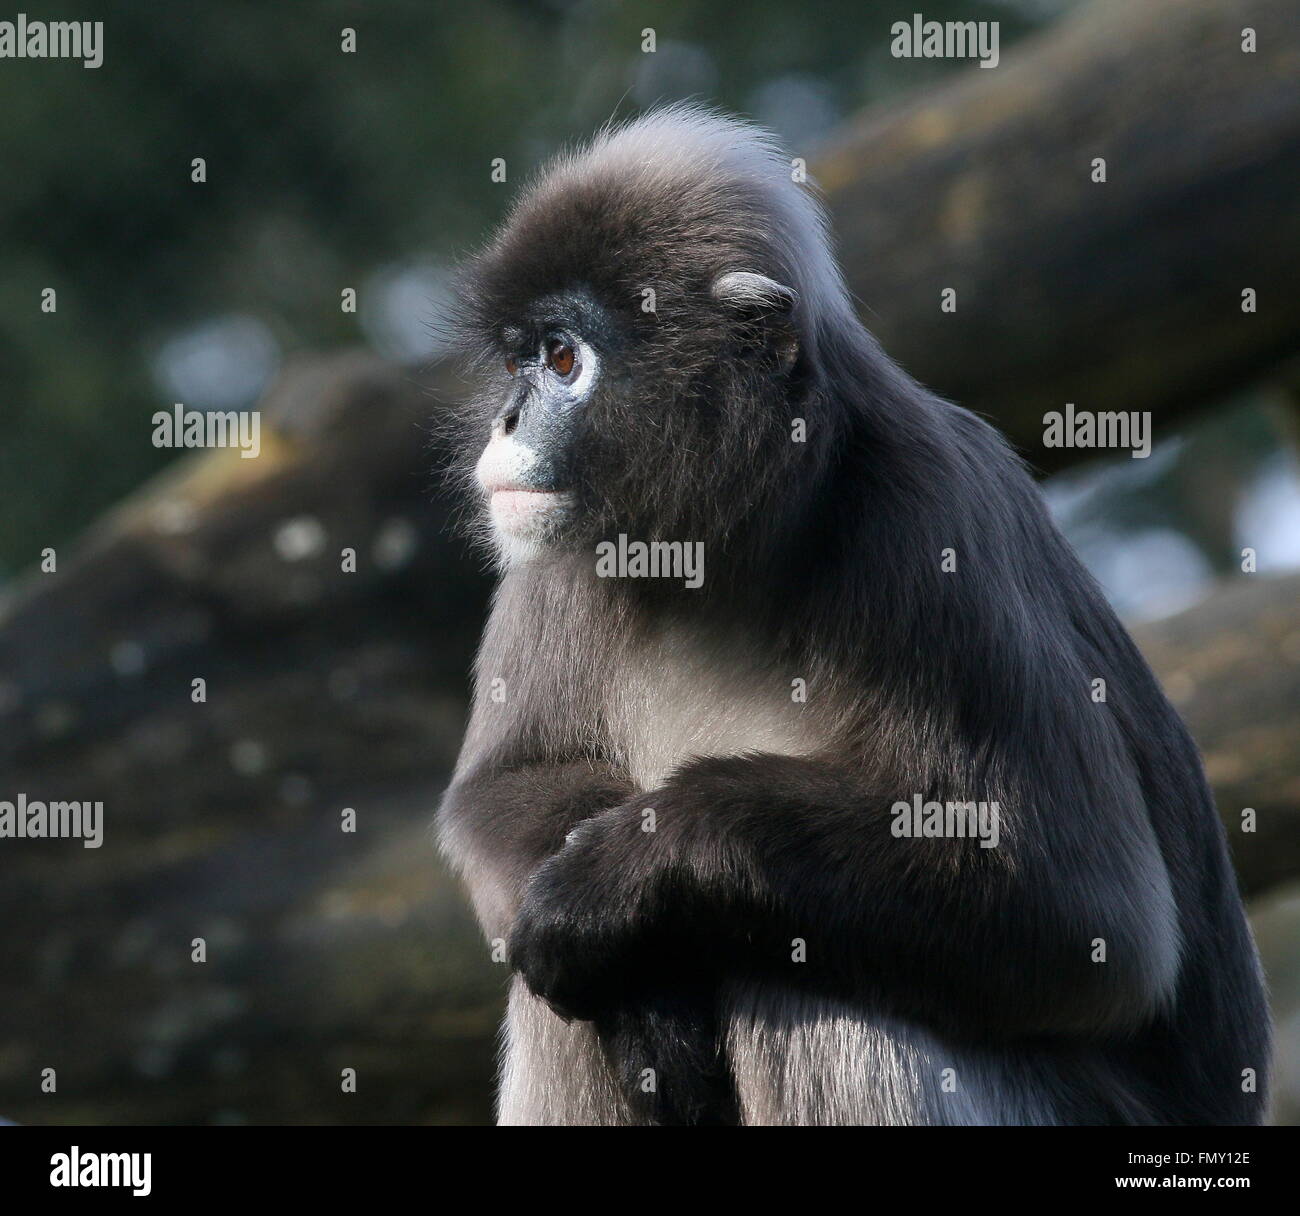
[605,624,817,791]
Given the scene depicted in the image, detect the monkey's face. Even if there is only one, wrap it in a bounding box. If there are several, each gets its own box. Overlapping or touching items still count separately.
[452,106,851,571]
[472,292,611,564]
[467,277,804,569]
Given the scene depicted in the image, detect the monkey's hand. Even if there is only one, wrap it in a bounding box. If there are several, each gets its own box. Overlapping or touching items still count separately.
[516,750,1180,1041]
[508,795,709,1022]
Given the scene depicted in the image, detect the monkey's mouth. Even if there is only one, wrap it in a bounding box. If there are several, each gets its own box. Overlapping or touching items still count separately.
[486,485,576,536]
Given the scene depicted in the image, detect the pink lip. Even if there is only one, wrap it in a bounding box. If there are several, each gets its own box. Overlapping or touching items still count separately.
[489,487,572,516]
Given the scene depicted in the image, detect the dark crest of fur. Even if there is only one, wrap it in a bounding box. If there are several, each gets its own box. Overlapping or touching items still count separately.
[443,104,869,576]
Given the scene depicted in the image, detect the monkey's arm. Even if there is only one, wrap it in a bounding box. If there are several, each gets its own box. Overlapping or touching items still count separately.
[437,759,634,935]
[509,751,1181,1040]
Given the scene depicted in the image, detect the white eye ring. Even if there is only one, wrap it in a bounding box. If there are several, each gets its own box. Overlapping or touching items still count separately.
[544,336,578,380]
[545,335,600,405]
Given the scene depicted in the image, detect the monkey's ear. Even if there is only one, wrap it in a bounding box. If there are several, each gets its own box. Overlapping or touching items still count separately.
[711,271,797,316]
[711,272,799,371]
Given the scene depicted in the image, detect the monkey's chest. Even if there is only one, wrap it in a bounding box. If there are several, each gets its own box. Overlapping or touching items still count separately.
[604,629,816,790]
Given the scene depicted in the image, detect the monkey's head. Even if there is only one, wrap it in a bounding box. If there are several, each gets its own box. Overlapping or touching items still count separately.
[451,104,857,569]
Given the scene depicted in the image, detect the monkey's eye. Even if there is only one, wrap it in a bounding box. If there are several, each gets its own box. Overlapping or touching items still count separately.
[504,355,518,376]
[545,338,576,378]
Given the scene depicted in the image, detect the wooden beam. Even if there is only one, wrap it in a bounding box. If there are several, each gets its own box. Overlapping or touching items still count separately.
[816,0,1300,470]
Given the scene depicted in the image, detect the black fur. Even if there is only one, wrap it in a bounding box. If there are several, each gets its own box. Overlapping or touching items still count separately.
[437,105,1270,1125]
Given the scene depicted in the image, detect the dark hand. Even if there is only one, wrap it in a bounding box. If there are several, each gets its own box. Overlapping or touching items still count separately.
[509,795,682,1021]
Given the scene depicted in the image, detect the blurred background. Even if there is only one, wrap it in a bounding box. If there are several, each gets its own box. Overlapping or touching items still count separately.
[0,0,1297,1124]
